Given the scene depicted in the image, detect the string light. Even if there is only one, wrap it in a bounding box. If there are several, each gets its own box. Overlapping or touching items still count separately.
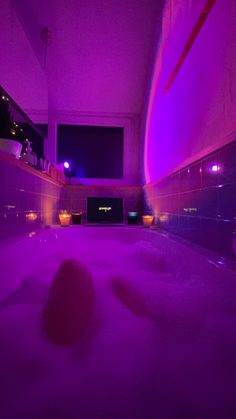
[0,91,37,155]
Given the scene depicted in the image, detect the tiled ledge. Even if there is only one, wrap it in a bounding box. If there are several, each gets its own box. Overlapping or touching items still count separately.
[0,151,144,241]
[0,150,66,187]
[0,151,143,191]
[65,184,142,191]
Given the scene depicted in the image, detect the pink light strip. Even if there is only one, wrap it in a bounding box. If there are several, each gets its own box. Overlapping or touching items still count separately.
[163,0,217,94]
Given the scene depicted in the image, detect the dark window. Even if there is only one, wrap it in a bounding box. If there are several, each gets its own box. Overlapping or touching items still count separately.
[57,124,124,178]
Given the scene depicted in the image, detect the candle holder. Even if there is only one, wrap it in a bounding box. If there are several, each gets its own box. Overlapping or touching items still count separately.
[59,211,71,226]
[72,212,82,225]
[26,211,38,222]
[128,212,138,225]
[142,215,154,228]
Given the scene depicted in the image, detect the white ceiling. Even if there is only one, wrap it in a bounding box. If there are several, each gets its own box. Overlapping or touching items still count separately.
[13,0,164,115]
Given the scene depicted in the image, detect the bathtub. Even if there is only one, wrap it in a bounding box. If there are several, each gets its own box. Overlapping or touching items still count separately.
[0,226,236,418]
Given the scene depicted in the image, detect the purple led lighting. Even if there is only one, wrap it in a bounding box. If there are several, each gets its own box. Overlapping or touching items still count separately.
[210,164,220,173]
[144,0,231,185]
[64,161,70,169]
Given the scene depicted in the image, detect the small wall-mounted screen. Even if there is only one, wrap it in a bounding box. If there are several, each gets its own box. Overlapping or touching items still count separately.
[57,124,124,178]
[87,197,123,223]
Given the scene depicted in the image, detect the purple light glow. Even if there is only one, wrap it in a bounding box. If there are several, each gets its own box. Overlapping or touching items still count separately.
[210,164,220,173]
[144,0,233,185]
[64,161,70,169]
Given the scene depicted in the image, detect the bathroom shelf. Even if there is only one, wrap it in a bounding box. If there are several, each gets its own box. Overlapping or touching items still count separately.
[0,149,66,187]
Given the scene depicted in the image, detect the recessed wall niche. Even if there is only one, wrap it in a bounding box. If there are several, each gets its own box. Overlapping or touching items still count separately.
[57,124,124,179]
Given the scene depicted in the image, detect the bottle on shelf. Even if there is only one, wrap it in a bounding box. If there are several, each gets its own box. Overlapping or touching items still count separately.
[20,139,37,166]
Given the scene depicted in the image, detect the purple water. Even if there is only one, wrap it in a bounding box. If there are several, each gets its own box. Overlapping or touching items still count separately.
[0,226,236,418]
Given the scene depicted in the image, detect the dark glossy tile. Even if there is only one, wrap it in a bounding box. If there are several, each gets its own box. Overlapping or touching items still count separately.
[188,190,202,217]
[187,217,202,244]
[149,140,236,257]
[179,168,189,192]
[169,172,180,194]
[162,195,172,213]
[159,212,172,228]
[219,141,236,185]
[8,167,27,189]
[200,219,220,251]
[151,198,158,216]
[202,152,219,188]
[157,178,170,195]
[217,220,235,256]
[31,177,40,193]
[0,163,6,186]
[16,189,27,211]
[144,189,150,204]
[178,219,195,240]
[27,193,40,212]
[188,161,202,190]
[0,160,71,241]
[169,194,179,214]
[179,192,191,216]
[0,214,18,238]
[165,214,179,232]
[0,188,6,211]
[156,196,165,213]
[218,183,236,221]
[0,223,16,240]
[4,188,18,210]
[162,176,172,194]
[155,183,166,196]
[178,215,189,233]
[169,214,179,226]
[161,174,177,195]
[17,212,27,226]
[201,187,219,218]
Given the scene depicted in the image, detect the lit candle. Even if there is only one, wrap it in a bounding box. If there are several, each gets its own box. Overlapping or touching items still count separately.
[26,212,38,222]
[59,212,71,226]
[142,215,154,227]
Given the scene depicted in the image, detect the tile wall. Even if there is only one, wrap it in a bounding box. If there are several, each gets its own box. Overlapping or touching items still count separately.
[0,157,66,240]
[65,185,144,223]
[0,155,144,241]
[145,139,236,257]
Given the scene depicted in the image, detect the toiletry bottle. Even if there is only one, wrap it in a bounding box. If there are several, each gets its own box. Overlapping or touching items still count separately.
[20,139,37,166]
